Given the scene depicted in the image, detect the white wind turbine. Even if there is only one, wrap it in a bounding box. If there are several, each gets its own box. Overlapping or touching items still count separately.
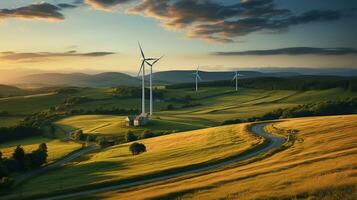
[192,66,202,92]
[145,56,163,116]
[232,71,244,91]
[137,42,157,115]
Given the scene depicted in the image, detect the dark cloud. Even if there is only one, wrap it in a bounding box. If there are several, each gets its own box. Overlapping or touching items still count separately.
[85,0,133,10]
[0,51,115,62]
[0,2,79,21]
[213,47,357,56]
[128,0,353,43]
[57,3,78,9]
[0,2,65,21]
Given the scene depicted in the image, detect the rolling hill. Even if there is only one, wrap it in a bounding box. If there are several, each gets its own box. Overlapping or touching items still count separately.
[10,123,261,198]
[10,72,141,87]
[150,70,300,83]
[91,115,357,200]
[0,84,29,97]
[8,70,301,87]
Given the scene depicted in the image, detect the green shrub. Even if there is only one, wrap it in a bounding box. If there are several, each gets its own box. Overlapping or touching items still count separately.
[125,131,137,142]
[141,130,155,139]
[129,143,146,155]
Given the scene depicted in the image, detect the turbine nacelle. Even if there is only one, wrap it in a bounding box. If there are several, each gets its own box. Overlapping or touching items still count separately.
[232,71,244,80]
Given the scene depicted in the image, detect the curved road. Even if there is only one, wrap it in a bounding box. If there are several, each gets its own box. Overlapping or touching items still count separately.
[40,123,285,200]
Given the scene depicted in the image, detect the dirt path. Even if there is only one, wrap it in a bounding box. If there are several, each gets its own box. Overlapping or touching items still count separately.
[39,122,285,200]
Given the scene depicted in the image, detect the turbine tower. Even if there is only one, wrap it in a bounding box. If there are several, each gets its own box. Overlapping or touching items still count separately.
[232,71,243,91]
[145,56,163,116]
[192,66,202,92]
[137,42,156,115]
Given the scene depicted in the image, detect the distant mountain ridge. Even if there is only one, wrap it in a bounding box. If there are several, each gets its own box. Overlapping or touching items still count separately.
[150,70,300,83]
[10,69,357,87]
[10,72,141,87]
[10,70,301,87]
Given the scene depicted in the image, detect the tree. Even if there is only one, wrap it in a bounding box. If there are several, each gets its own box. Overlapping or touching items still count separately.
[71,129,84,141]
[12,146,25,162]
[24,143,48,170]
[141,130,155,139]
[0,151,8,178]
[129,143,146,155]
[39,143,47,153]
[125,131,137,142]
[12,145,25,171]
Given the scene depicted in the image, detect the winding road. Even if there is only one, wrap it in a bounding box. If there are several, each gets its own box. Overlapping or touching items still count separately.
[38,122,285,200]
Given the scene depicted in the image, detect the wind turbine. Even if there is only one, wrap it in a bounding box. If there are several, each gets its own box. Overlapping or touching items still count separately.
[192,66,202,92]
[137,42,156,115]
[232,71,244,91]
[145,56,163,116]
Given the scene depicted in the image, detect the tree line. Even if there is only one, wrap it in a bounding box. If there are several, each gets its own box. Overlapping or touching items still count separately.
[0,126,41,144]
[111,86,165,99]
[222,97,357,125]
[0,143,48,190]
[167,76,357,91]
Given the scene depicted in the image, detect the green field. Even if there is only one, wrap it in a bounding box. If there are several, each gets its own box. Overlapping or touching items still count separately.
[8,123,261,198]
[0,136,82,163]
[0,86,356,199]
[54,88,357,139]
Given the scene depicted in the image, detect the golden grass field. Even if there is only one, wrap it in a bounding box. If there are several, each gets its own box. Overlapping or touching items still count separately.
[13,123,262,197]
[90,115,357,200]
[0,137,82,163]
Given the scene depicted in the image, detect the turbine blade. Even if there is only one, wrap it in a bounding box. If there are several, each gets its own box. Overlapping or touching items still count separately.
[152,55,163,65]
[197,74,202,81]
[137,61,145,77]
[145,60,152,66]
[232,75,237,81]
[138,42,145,59]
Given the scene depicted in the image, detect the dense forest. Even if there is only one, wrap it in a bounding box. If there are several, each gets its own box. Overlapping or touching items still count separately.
[111,87,164,99]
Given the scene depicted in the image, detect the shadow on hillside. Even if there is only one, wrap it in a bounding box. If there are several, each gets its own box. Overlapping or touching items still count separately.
[15,161,128,196]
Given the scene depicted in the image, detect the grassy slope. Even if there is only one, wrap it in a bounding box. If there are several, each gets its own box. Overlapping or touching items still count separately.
[0,117,23,127]
[95,115,357,200]
[0,136,82,163]
[54,88,357,139]
[12,123,262,197]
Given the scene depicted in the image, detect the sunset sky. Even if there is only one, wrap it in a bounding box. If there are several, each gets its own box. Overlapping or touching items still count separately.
[0,0,357,77]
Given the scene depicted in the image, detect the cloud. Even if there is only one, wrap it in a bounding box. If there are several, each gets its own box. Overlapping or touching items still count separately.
[57,3,78,9]
[212,47,357,56]
[128,0,353,43]
[0,2,76,21]
[0,51,115,62]
[85,0,133,10]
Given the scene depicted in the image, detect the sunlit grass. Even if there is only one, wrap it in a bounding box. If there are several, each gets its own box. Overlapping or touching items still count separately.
[0,137,82,163]
[93,115,357,200]
[13,123,262,197]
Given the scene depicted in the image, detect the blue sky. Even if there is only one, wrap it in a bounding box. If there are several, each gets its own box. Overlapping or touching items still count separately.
[0,0,356,76]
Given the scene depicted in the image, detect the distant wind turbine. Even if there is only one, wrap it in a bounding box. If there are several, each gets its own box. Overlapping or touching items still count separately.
[192,66,202,92]
[145,56,163,116]
[137,42,157,115]
[232,71,244,91]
